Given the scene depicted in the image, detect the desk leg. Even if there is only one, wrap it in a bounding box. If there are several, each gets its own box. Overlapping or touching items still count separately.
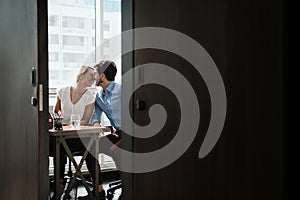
[62,137,94,198]
[55,138,61,200]
[95,136,99,199]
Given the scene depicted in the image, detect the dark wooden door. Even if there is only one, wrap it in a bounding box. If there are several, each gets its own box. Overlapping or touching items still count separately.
[0,0,48,199]
[121,0,283,199]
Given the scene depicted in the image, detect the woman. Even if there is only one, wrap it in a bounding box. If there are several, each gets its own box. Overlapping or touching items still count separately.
[53,65,96,125]
[51,65,96,198]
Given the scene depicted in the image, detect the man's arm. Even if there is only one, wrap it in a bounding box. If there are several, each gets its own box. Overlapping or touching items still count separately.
[89,106,102,126]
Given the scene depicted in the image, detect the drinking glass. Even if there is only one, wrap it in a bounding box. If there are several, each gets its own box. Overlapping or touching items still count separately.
[70,114,81,129]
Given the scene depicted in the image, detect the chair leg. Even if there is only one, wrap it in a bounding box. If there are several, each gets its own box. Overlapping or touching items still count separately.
[106,193,114,200]
[74,178,78,199]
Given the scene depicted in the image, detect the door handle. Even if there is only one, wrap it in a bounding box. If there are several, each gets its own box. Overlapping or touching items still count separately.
[31,67,37,87]
[136,99,146,110]
[31,97,38,106]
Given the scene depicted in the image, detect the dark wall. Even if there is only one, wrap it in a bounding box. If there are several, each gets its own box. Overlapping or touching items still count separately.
[131,0,283,199]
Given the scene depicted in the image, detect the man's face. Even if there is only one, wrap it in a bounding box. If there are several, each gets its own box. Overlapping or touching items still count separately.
[95,72,104,87]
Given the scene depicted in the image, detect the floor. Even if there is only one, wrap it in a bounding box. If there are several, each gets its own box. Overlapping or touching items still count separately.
[49,179,122,200]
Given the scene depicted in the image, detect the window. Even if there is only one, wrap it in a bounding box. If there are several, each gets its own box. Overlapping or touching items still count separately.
[48,0,122,172]
[49,52,59,62]
[63,53,85,63]
[91,19,95,29]
[103,20,110,31]
[49,34,59,44]
[85,0,95,6]
[103,39,110,48]
[92,37,95,46]
[62,16,85,29]
[49,15,59,26]
[62,70,76,81]
[48,0,122,89]
[49,70,59,81]
[62,35,85,46]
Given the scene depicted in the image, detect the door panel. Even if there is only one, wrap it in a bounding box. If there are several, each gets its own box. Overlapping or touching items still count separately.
[0,0,48,199]
[125,0,283,200]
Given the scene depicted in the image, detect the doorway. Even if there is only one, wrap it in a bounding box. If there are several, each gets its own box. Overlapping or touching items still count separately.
[47,0,123,174]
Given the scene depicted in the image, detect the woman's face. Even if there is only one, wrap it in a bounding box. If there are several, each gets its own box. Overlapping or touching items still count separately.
[81,68,95,87]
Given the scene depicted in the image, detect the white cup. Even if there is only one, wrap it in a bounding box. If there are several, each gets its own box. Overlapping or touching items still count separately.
[70,114,81,129]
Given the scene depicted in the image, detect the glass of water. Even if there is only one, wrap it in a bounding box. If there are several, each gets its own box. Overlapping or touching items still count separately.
[70,114,81,129]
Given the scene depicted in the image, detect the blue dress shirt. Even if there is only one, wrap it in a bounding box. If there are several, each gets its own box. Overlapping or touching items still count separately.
[90,81,121,131]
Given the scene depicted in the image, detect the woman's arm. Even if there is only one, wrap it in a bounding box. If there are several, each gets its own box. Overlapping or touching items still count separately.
[53,96,61,114]
[81,102,95,125]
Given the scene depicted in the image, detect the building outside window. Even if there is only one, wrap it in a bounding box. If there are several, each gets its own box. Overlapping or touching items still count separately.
[103,20,110,31]
[62,16,85,29]
[49,15,59,26]
[49,52,59,62]
[62,35,85,46]
[49,34,59,44]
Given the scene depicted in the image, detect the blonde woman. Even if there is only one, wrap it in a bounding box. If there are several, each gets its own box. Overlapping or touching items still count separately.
[54,65,96,125]
[51,65,96,198]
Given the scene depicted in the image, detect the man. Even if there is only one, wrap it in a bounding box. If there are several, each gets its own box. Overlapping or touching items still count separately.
[78,60,122,200]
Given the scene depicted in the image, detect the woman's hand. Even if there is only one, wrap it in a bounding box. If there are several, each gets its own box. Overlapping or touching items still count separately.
[93,122,101,127]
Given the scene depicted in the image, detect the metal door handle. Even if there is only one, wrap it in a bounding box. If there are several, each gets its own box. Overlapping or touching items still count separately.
[31,67,37,87]
[31,97,38,106]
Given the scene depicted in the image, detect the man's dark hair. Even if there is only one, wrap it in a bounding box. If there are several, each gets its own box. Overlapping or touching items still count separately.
[95,60,117,81]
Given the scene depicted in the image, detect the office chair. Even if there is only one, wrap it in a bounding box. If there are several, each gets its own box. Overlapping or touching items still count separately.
[106,179,122,200]
[105,131,123,200]
[67,157,122,200]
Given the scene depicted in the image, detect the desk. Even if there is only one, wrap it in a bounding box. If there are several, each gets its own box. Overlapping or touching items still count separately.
[49,125,109,200]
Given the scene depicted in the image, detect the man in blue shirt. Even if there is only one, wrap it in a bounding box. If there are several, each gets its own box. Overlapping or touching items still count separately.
[79,60,122,200]
[90,61,121,131]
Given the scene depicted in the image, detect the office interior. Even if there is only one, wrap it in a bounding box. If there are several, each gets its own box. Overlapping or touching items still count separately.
[0,0,284,199]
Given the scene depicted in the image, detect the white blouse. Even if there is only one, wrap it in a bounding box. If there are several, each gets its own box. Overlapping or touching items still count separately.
[56,86,95,124]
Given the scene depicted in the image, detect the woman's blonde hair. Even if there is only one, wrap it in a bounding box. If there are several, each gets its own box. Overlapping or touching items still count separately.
[75,65,93,83]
